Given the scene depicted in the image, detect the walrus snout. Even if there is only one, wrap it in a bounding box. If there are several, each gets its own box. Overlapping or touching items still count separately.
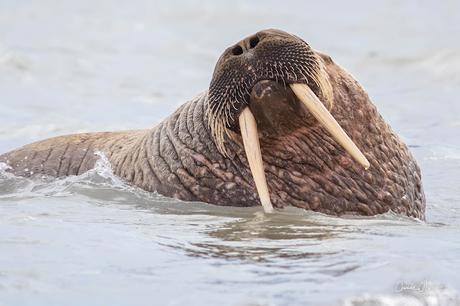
[206,29,333,153]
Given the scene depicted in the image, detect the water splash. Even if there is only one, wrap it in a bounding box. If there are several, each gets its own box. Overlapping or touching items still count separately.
[0,152,132,199]
[0,161,11,174]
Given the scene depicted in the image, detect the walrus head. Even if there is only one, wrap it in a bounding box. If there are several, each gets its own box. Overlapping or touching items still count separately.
[206,29,370,213]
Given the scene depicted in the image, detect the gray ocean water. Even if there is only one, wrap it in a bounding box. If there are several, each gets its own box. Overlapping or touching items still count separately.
[1,1,460,305]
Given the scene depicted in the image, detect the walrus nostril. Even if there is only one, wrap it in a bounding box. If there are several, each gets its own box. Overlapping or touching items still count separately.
[249,36,259,49]
[232,45,243,56]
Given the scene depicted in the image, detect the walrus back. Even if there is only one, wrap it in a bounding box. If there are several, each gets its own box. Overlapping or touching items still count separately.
[0,132,130,177]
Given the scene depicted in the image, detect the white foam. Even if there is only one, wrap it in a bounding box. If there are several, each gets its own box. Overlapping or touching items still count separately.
[0,49,30,72]
[0,162,11,172]
[0,162,13,180]
[91,151,119,180]
[0,152,131,199]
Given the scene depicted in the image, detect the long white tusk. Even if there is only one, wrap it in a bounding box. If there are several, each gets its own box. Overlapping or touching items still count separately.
[290,83,370,170]
[239,107,274,213]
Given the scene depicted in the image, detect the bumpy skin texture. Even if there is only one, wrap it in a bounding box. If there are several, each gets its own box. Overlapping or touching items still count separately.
[0,30,425,219]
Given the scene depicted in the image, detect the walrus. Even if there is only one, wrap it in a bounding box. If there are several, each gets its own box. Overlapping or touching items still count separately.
[0,29,425,219]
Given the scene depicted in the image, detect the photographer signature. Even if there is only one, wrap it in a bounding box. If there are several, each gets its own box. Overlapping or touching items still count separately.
[395,280,431,293]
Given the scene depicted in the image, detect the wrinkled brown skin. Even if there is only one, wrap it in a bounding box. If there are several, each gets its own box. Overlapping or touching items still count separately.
[0,30,425,219]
